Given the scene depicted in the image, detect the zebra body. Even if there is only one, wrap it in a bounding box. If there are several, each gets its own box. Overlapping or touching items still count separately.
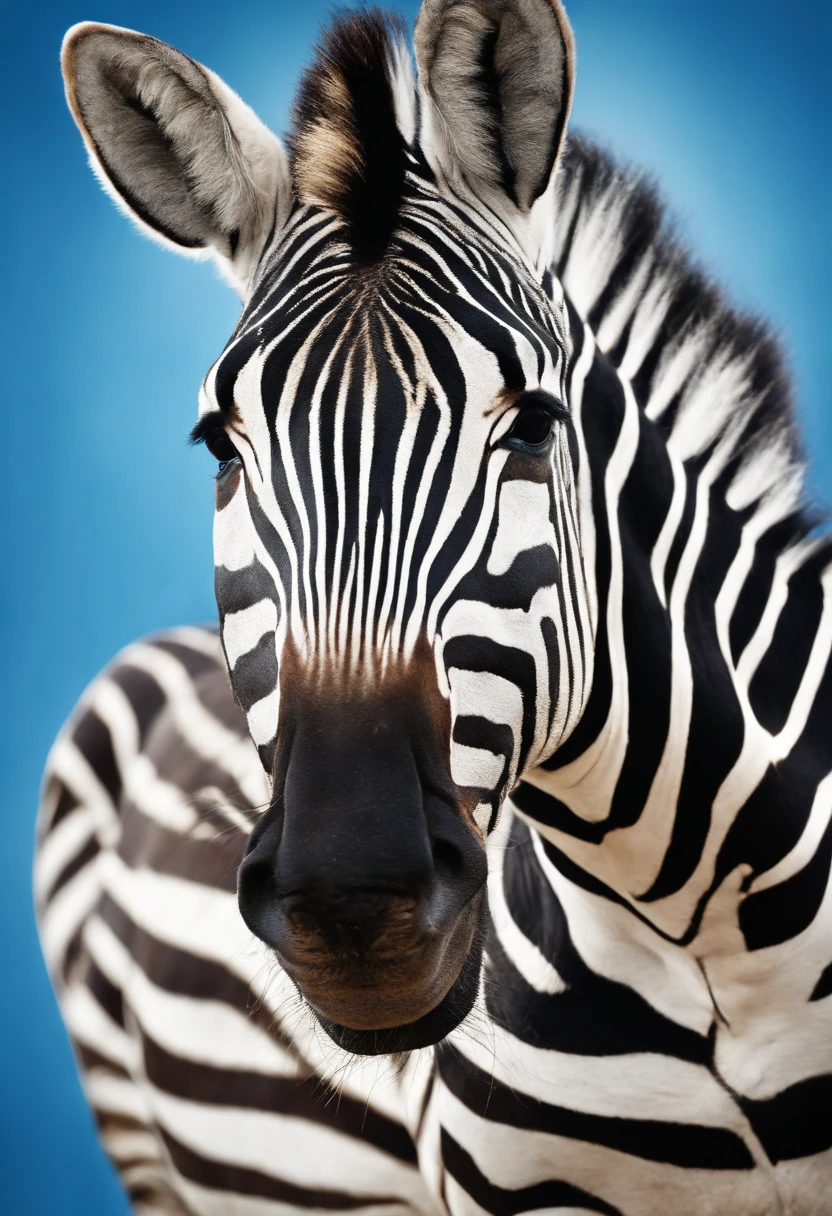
[37,3,832,1213]
[40,620,832,1215]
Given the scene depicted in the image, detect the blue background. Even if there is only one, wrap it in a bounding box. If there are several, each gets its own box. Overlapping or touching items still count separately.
[2,1,829,1210]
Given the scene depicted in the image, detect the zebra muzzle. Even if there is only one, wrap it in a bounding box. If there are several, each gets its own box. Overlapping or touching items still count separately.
[237,695,488,1052]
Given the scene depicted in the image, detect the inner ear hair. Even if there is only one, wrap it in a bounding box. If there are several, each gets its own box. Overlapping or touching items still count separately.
[416,0,575,212]
[62,24,274,259]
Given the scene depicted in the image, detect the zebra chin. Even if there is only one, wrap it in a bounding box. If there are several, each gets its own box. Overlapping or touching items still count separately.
[311,927,487,1056]
[268,882,489,1055]
[236,683,490,1054]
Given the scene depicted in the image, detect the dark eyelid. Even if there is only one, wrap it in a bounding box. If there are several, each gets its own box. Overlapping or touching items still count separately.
[189,410,227,447]
[517,389,569,419]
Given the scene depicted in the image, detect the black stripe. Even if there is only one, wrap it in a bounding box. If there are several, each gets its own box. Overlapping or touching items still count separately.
[42,780,80,833]
[159,1125,403,1209]
[231,631,278,714]
[437,1047,754,1170]
[85,956,125,1029]
[810,960,832,1002]
[740,806,832,950]
[485,913,709,1064]
[441,1128,623,1215]
[109,662,167,748]
[749,557,826,735]
[44,834,99,906]
[141,1031,418,1165]
[152,638,222,680]
[99,892,305,1062]
[72,709,121,806]
[740,1074,832,1162]
[117,799,244,894]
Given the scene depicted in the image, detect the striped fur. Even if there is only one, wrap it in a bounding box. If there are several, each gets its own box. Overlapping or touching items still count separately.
[37,6,832,1214]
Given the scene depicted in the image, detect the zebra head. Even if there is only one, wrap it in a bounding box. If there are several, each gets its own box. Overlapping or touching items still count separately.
[63,0,591,1052]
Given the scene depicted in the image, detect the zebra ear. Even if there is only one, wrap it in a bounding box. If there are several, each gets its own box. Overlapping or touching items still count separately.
[61,23,291,293]
[415,0,575,215]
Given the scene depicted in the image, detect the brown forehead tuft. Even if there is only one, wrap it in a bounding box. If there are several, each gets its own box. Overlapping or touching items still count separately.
[291,9,410,265]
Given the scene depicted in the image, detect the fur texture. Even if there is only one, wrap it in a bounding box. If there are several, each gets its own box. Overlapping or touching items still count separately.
[291,10,410,264]
[62,22,288,290]
[555,136,806,533]
[415,0,574,211]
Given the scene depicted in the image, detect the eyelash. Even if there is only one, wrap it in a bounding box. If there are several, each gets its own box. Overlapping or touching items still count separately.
[189,413,239,472]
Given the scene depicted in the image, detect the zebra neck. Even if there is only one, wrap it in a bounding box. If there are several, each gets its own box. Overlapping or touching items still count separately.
[513,314,831,949]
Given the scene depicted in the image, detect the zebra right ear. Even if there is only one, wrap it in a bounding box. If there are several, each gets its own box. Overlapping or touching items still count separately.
[61,23,292,295]
[415,0,575,217]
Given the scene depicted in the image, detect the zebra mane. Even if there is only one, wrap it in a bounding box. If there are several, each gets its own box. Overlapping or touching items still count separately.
[553,136,810,534]
[291,9,411,265]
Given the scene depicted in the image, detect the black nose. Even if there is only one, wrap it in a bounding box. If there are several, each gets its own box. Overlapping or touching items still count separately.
[270,707,434,894]
[237,704,486,963]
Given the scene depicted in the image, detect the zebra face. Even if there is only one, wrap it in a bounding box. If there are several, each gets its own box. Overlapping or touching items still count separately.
[207,208,587,1049]
[203,206,582,800]
[62,0,580,1050]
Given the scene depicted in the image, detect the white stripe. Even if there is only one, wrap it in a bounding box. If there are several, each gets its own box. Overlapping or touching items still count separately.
[85,914,295,1074]
[487,817,566,994]
[34,804,97,905]
[487,479,553,577]
[223,600,278,669]
[450,742,504,788]
[246,687,280,749]
[39,855,102,976]
[148,1090,422,1198]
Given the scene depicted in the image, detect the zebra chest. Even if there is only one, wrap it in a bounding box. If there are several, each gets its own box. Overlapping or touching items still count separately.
[414,863,830,1216]
[422,970,824,1216]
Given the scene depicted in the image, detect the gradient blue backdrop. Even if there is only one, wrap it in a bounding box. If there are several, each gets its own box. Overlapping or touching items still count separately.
[3,1,829,1211]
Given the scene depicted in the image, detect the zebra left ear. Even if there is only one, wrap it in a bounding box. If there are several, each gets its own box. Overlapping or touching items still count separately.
[62,23,292,295]
[415,0,574,216]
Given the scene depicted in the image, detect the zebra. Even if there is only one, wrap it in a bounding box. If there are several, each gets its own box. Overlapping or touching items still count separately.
[35,1,832,1212]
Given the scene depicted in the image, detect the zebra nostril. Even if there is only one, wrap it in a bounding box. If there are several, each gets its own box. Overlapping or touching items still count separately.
[432,836,464,878]
[425,795,488,906]
[238,854,274,903]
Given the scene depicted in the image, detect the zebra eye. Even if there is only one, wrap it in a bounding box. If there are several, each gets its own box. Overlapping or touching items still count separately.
[206,428,237,470]
[508,408,553,447]
[502,391,565,453]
